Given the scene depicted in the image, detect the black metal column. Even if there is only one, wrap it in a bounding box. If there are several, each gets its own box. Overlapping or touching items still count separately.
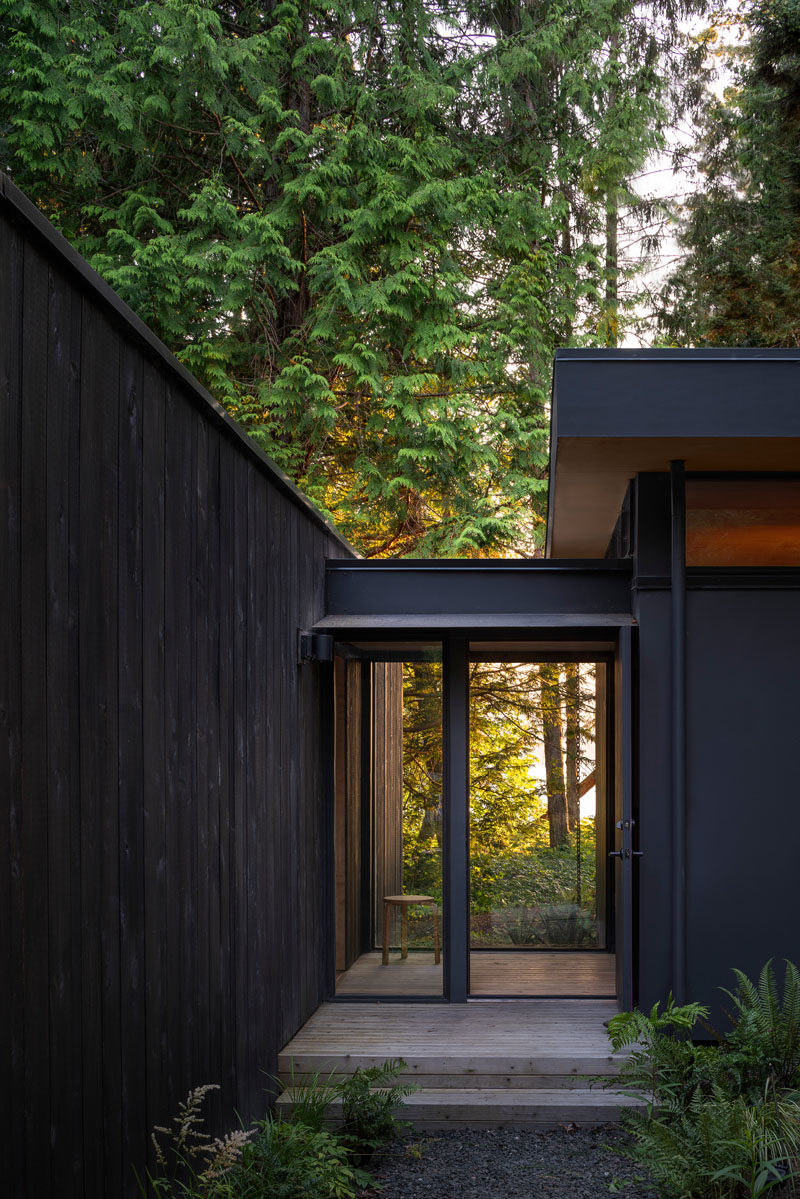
[614,626,635,1011]
[670,460,687,1002]
[443,637,469,1002]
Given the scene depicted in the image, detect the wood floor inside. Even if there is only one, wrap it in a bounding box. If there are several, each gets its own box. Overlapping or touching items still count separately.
[335,949,616,997]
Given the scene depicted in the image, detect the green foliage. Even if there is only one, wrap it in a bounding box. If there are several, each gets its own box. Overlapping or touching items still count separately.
[658,0,800,346]
[622,1087,800,1199]
[606,962,800,1198]
[0,0,705,555]
[337,1059,415,1160]
[214,1121,368,1199]
[141,1060,411,1197]
[399,659,601,948]
[468,829,597,915]
[724,960,800,1094]
[276,1070,345,1135]
[607,995,712,1111]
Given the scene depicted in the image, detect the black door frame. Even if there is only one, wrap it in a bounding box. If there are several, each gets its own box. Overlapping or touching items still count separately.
[443,639,627,1003]
[328,625,635,1006]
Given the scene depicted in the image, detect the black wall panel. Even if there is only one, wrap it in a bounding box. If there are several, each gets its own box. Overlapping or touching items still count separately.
[686,591,800,1023]
[1,196,351,1198]
[632,591,674,1011]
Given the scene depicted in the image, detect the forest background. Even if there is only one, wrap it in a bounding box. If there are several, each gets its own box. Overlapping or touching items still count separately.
[2,0,799,905]
[5,0,797,560]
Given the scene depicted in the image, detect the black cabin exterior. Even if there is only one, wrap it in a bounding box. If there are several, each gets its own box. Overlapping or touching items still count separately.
[4,174,800,1197]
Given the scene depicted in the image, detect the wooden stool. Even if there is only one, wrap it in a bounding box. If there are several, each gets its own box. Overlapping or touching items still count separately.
[382,895,441,965]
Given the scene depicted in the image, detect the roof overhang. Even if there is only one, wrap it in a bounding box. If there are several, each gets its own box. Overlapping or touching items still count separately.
[548,349,800,558]
[318,559,633,634]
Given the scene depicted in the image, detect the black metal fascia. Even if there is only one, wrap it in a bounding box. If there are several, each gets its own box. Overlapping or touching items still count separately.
[546,364,559,558]
[552,349,800,439]
[324,559,633,620]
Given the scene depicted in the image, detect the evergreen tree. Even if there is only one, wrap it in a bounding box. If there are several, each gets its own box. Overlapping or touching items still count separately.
[658,0,800,346]
[1,0,704,552]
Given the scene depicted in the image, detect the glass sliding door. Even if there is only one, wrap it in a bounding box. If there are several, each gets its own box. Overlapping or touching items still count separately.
[333,643,444,998]
[467,652,614,998]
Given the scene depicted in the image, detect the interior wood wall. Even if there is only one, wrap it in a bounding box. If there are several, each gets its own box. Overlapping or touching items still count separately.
[334,658,363,971]
[1,188,351,1199]
[372,664,404,946]
[334,660,404,971]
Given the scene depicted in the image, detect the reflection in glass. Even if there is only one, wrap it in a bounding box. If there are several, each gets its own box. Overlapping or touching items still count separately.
[686,479,800,566]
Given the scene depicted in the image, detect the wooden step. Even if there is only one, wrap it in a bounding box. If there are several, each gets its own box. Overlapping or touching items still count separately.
[275,1086,642,1129]
[279,1069,616,1090]
[278,1053,625,1089]
[277,1000,631,1126]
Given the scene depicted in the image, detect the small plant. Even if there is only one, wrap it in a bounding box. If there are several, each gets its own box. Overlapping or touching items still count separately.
[219,1119,369,1199]
[725,960,800,1095]
[606,993,710,1113]
[338,1059,415,1161]
[533,902,597,947]
[277,1066,345,1133]
[139,1059,414,1197]
[142,1084,255,1196]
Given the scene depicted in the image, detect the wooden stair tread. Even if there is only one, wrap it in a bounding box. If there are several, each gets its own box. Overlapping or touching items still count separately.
[278,1053,622,1074]
[275,1087,642,1127]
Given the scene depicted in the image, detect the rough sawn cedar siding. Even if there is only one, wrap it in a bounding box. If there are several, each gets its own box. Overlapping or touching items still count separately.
[0,172,353,1199]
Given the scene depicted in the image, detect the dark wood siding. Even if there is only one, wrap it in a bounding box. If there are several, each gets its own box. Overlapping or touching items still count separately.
[1,185,352,1199]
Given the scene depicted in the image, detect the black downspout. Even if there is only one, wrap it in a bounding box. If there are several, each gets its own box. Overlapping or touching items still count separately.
[670,461,687,1003]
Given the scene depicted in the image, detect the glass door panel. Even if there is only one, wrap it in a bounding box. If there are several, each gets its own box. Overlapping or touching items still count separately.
[334,644,444,998]
[468,658,613,998]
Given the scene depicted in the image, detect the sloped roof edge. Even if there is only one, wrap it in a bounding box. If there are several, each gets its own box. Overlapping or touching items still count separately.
[1,171,357,558]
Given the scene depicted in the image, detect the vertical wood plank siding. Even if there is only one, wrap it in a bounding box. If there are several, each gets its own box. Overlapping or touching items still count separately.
[1,194,352,1199]
[372,663,404,948]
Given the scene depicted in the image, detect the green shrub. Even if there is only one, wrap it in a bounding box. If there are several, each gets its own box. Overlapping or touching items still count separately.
[217,1119,368,1199]
[725,960,800,1096]
[140,1059,413,1198]
[337,1059,415,1161]
[622,1086,799,1199]
[607,962,800,1198]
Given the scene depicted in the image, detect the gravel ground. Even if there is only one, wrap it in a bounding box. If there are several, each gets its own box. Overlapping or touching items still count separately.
[359,1125,658,1199]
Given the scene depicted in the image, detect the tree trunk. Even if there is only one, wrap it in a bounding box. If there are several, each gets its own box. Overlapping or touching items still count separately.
[604,31,619,348]
[411,661,443,848]
[540,665,568,847]
[565,663,580,833]
[604,197,618,346]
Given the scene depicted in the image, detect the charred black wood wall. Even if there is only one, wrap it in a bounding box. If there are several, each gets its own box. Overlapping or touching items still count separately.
[0,176,353,1199]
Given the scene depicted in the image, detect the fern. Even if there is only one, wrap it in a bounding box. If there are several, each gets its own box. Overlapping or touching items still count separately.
[607,961,800,1197]
[622,1085,800,1199]
[725,960,800,1092]
[606,995,710,1113]
[337,1059,416,1160]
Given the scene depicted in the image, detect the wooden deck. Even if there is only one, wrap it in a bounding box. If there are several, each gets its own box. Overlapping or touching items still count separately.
[278,998,637,1127]
[336,950,616,997]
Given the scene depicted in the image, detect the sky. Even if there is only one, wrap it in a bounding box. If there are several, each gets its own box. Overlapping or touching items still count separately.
[623,5,741,345]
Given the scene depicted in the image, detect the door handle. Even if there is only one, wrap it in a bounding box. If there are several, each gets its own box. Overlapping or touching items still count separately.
[609,849,644,860]
[608,849,624,859]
